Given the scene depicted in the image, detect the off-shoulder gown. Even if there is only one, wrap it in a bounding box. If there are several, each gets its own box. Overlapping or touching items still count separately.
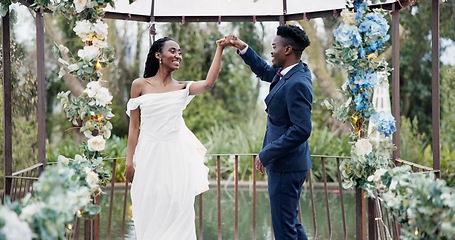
[126,81,209,240]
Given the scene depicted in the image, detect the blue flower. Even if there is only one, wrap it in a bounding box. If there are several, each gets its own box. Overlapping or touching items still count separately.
[334,25,362,48]
[358,47,366,58]
[354,2,369,21]
[370,111,397,137]
[369,40,383,51]
[359,13,390,41]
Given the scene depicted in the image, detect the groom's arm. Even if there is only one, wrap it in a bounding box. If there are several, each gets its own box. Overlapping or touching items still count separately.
[237,47,277,83]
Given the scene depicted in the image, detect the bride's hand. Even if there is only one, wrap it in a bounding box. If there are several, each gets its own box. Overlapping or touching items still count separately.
[124,164,135,183]
[216,37,232,48]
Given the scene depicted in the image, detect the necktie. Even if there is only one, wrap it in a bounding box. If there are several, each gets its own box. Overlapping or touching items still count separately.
[277,71,283,78]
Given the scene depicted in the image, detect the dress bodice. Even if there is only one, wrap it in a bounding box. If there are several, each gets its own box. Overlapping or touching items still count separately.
[126,82,194,141]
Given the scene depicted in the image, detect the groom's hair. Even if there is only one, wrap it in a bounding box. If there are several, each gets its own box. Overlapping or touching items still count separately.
[277,25,310,58]
[143,37,174,78]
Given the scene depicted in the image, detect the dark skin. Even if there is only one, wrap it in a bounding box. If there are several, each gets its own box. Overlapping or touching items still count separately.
[227,35,301,174]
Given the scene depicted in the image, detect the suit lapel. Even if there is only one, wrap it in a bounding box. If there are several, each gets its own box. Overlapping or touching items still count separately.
[264,63,306,106]
[265,76,285,105]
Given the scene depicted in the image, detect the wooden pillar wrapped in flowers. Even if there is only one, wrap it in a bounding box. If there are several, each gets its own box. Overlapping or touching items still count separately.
[324,0,397,239]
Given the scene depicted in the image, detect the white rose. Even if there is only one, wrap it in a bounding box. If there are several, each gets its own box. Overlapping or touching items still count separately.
[92,37,109,49]
[87,135,106,151]
[78,46,100,62]
[92,20,109,40]
[353,138,372,156]
[84,167,100,191]
[1,207,33,240]
[86,81,101,98]
[95,87,113,106]
[74,0,88,13]
[73,20,92,40]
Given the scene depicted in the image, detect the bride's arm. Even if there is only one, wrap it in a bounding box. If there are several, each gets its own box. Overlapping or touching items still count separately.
[189,39,228,95]
[125,80,142,182]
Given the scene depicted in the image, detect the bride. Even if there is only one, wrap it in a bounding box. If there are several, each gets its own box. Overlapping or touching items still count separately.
[124,36,229,240]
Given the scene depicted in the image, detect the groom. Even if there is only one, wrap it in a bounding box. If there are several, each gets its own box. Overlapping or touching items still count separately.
[227,25,313,240]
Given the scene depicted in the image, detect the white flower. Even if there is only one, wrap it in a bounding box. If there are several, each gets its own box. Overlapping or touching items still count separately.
[73,20,93,41]
[74,154,85,164]
[373,168,387,182]
[20,202,44,221]
[389,179,398,190]
[341,9,356,25]
[441,192,454,208]
[74,0,88,13]
[86,81,102,98]
[92,20,108,40]
[58,155,70,166]
[95,87,113,106]
[78,45,100,62]
[0,207,33,240]
[92,37,109,49]
[84,167,100,191]
[353,138,372,156]
[87,135,106,151]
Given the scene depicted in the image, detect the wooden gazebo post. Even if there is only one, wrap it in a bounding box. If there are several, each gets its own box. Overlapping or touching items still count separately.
[2,12,13,201]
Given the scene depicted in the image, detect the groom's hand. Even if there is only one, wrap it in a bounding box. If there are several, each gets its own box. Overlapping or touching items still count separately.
[255,156,265,174]
[227,35,248,51]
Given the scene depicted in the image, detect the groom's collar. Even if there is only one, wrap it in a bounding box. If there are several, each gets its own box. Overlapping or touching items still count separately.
[279,63,299,77]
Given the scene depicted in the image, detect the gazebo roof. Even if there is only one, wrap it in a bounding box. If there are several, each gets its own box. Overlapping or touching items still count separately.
[103,0,403,23]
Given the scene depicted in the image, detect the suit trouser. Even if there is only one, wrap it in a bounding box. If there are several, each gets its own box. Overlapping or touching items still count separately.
[267,169,308,240]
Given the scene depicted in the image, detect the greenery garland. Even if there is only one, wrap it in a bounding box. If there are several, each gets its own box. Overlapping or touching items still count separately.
[0,0,116,239]
[326,0,455,239]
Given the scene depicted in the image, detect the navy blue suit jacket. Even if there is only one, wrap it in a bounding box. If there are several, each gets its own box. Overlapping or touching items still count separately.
[239,47,313,172]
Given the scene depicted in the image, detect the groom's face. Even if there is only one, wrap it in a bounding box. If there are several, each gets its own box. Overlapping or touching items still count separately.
[271,36,287,68]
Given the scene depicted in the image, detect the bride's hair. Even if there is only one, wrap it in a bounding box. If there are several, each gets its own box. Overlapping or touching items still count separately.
[143,37,174,78]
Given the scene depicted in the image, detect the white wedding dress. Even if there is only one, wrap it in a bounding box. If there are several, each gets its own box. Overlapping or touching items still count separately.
[126,81,209,240]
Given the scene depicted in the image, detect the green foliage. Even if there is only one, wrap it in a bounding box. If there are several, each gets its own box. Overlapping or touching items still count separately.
[0,43,39,183]
[399,1,455,137]
[309,126,352,182]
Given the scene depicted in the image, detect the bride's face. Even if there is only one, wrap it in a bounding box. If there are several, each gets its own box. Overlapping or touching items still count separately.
[159,41,182,71]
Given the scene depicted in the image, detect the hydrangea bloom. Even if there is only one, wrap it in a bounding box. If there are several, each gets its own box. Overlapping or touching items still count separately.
[334,25,362,48]
[370,111,397,137]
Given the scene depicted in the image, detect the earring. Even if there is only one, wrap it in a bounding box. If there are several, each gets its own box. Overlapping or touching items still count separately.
[159,59,162,64]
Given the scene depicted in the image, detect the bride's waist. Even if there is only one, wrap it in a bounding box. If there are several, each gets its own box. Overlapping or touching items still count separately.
[138,129,181,142]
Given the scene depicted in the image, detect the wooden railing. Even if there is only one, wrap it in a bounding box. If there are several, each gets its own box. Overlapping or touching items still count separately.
[2,155,434,239]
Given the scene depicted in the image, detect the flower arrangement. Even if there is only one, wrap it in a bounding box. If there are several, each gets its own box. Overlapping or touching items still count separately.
[327,1,455,239]
[0,156,104,239]
[1,0,117,238]
[324,0,396,189]
[367,166,455,239]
